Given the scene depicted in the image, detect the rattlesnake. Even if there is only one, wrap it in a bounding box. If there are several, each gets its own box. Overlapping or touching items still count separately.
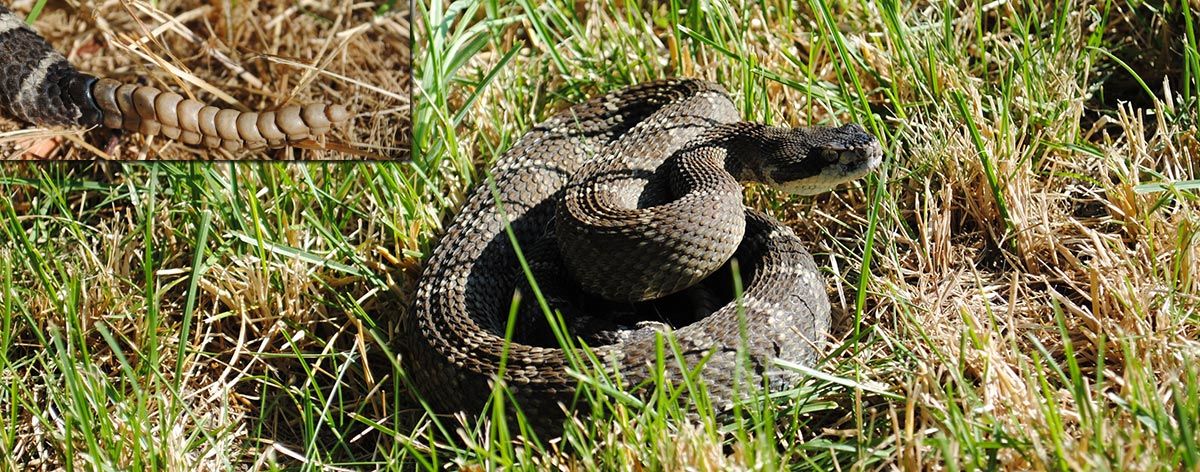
[404,79,882,431]
[0,4,347,151]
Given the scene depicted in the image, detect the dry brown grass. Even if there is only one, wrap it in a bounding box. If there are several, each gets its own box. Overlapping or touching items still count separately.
[0,0,409,160]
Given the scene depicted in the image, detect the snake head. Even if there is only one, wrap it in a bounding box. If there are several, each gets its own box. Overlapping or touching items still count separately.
[760,123,883,195]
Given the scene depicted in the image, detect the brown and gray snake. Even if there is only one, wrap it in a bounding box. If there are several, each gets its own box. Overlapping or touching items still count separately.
[0,4,347,151]
[404,79,882,432]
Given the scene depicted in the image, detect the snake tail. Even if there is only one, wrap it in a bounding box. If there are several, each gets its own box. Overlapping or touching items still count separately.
[0,5,349,150]
[0,5,101,127]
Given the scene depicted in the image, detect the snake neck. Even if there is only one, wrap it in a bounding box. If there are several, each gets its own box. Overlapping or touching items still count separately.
[683,122,795,184]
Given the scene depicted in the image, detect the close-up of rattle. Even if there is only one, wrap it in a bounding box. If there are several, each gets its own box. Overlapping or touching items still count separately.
[0,4,349,152]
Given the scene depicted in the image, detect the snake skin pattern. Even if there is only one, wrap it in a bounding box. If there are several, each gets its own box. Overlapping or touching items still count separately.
[0,4,347,150]
[404,79,882,432]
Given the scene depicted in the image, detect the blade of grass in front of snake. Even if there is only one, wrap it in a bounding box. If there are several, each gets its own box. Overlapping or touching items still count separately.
[486,176,580,360]
[661,330,723,426]
[485,175,591,436]
[773,359,900,401]
[726,257,769,443]
[730,257,750,433]
[483,294,521,460]
[565,364,643,410]
[567,327,642,411]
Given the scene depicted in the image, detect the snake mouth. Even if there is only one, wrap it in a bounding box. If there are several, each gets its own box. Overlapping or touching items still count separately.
[833,141,884,178]
[766,139,884,195]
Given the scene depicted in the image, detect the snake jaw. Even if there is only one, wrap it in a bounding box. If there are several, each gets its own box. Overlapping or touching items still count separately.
[833,138,884,178]
[763,124,884,195]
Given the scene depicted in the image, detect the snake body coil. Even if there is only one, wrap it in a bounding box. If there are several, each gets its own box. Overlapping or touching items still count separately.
[405,79,882,431]
[0,5,347,150]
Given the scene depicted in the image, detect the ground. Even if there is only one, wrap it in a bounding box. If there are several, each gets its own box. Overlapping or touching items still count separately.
[1,0,1198,470]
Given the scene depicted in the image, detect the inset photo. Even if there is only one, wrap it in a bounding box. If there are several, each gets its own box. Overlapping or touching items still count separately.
[0,0,410,159]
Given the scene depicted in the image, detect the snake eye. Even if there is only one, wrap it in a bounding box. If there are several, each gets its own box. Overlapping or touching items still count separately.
[821,148,840,163]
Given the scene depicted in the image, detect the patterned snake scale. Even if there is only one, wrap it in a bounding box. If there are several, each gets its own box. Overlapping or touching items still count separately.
[0,4,347,151]
[405,79,883,432]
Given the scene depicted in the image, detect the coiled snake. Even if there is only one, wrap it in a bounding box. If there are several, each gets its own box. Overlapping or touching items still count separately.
[405,79,882,430]
[0,4,347,151]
